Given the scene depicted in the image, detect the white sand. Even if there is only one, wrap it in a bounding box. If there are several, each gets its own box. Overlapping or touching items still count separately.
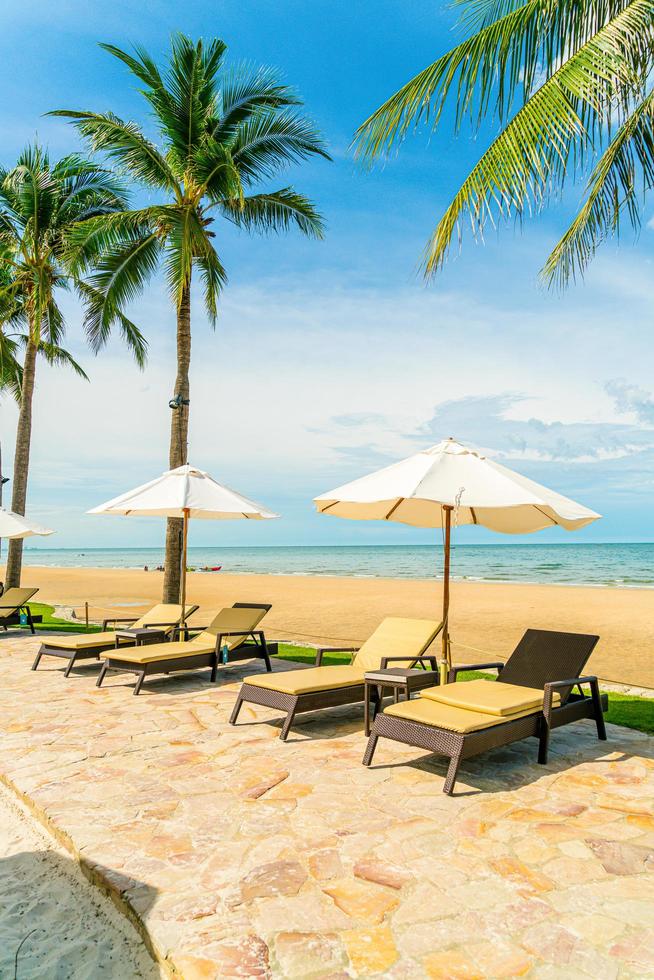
[0,783,160,979]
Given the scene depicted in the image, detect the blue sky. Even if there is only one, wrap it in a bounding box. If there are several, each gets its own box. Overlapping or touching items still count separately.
[2,0,654,550]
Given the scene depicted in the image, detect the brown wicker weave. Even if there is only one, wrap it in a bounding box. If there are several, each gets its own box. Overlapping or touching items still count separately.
[97,603,274,695]
[230,637,440,741]
[363,629,607,795]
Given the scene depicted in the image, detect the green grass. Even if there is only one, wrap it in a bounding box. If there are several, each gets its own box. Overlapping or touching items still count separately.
[277,644,654,737]
[17,602,101,633]
[604,692,654,735]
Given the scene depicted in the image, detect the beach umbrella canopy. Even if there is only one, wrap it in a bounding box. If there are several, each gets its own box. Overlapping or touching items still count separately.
[0,508,54,539]
[314,438,600,674]
[89,464,279,614]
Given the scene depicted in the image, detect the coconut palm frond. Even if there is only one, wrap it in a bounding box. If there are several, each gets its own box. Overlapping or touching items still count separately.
[38,340,89,380]
[231,109,331,185]
[50,110,179,192]
[222,187,326,238]
[542,87,654,287]
[421,0,654,275]
[354,0,644,159]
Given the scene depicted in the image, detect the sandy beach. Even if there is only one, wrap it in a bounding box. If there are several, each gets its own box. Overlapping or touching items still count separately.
[0,782,159,979]
[10,565,654,689]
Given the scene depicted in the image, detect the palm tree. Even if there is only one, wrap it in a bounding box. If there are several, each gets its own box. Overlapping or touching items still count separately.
[0,145,147,587]
[54,33,330,603]
[355,1,654,287]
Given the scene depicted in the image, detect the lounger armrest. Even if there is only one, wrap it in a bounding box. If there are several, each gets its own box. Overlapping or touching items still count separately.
[447,661,504,682]
[543,675,600,722]
[138,621,180,629]
[315,646,359,666]
[214,630,264,655]
[0,604,27,611]
[102,617,138,630]
[380,655,439,671]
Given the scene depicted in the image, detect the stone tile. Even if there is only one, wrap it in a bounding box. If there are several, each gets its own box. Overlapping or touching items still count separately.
[466,940,534,978]
[322,879,399,924]
[273,931,345,977]
[343,925,398,976]
[239,861,308,903]
[423,948,485,979]
[0,635,652,979]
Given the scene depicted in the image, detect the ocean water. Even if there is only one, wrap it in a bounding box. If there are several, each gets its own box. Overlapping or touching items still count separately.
[15,542,654,588]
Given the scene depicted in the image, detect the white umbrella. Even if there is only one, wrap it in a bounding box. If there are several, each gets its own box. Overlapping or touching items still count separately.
[0,508,54,539]
[315,438,600,676]
[89,464,279,617]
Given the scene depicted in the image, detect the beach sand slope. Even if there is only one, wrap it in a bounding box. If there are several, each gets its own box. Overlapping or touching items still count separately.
[0,782,159,979]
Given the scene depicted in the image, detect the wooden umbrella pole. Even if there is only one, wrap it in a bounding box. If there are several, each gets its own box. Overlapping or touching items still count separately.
[179,508,189,633]
[440,505,453,684]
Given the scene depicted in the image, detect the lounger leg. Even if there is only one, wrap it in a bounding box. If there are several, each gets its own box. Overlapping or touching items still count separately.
[96,663,108,688]
[229,695,244,726]
[362,734,379,767]
[280,704,297,741]
[538,722,550,764]
[591,680,607,741]
[443,751,462,795]
[64,654,77,678]
[133,670,147,696]
[210,656,218,683]
[26,609,35,635]
[31,648,44,671]
[260,635,272,672]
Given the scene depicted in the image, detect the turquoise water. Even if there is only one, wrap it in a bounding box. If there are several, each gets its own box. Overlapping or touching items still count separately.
[16,543,654,588]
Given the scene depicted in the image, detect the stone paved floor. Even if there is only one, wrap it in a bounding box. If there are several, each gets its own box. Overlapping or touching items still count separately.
[0,634,653,979]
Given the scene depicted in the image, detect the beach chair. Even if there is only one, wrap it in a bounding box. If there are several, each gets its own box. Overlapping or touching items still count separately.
[32,603,198,677]
[230,617,442,741]
[96,603,273,695]
[363,629,607,795]
[0,587,39,634]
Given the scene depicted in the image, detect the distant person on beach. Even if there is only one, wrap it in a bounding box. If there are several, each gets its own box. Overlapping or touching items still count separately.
[144,565,149,572]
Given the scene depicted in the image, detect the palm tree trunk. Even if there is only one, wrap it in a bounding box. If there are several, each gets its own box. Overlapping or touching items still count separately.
[5,337,38,589]
[163,278,191,603]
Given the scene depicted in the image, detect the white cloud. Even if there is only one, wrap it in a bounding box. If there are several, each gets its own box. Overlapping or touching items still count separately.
[2,255,654,545]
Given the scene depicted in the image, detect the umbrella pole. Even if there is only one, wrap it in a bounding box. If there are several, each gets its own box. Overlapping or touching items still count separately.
[440,506,453,684]
[179,508,189,633]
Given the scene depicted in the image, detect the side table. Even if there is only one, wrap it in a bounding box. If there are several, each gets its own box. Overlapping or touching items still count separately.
[114,627,167,648]
[364,668,439,736]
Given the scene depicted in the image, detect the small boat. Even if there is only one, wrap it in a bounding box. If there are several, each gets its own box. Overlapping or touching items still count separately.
[200,565,222,572]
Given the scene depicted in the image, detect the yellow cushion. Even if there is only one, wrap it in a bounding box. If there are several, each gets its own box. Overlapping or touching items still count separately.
[421,679,560,716]
[0,587,38,619]
[43,603,196,652]
[352,617,442,671]
[101,640,216,664]
[44,631,121,651]
[132,603,196,629]
[196,606,268,652]
[245,665,364,695]
[382,697,543,734]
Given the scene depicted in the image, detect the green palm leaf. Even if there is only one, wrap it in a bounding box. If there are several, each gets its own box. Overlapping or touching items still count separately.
[543,87,654,286]
[222,188,326,238]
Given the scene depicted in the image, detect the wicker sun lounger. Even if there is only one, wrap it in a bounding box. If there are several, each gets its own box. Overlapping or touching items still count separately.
[230,617,442,741]
[363,628,607,795]
[96,602,273,695]
[31,603,198,676]
[0,587,39,633]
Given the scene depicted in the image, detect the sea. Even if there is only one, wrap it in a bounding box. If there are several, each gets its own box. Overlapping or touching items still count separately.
[15,543,654,589]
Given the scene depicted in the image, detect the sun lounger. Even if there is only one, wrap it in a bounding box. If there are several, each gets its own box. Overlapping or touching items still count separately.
[96,602,273,694]
[230,617,442,741]
[32,603,198,677]
[363,628,607,794]
[0,588,39,634]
